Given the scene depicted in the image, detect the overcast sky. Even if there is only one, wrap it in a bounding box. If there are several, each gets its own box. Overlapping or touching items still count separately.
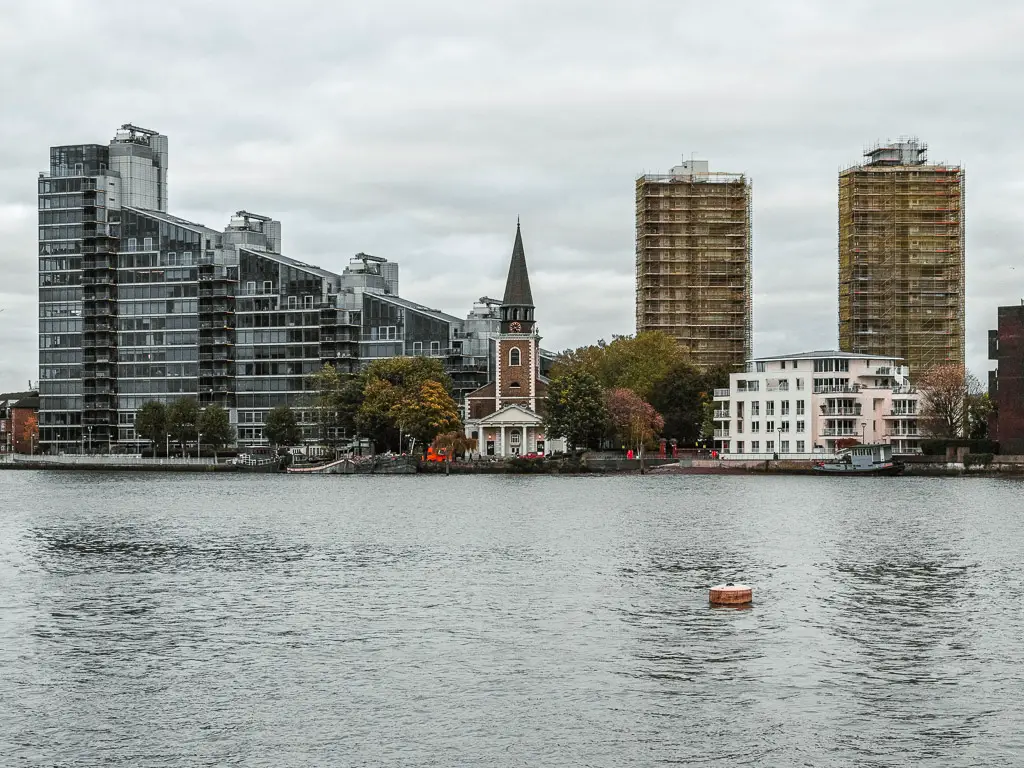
[1,0,1022,391]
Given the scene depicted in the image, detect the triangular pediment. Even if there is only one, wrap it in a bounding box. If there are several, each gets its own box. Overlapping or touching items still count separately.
[477,403,542,424]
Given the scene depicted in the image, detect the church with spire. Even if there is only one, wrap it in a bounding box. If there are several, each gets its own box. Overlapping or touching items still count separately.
[464,221,565,457]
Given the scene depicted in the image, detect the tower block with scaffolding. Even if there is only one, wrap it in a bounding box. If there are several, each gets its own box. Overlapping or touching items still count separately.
[635,159,752,370]
[838,138,965,373]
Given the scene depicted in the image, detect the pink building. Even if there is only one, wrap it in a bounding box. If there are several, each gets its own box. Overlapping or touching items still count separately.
[712,351,921,458]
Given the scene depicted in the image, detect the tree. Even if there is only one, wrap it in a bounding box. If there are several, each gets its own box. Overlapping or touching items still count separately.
[389,380,462,452]
[551,331,689,401]
[430,430,478,474]
[917,364,982,438]
[359,377,402,451]
[134,401,168,453]
[543,369,608,451]
[335,375,367,441]
[604,388,665,473]
[357,357,454,452]
[649,360,729,447]
[198,405,234,458]
[21,413,38,455]
[597,332,690,401]
[264,406,302,447]
[167,398,200,453]
[307,363,356,454]
[967,392,995,441]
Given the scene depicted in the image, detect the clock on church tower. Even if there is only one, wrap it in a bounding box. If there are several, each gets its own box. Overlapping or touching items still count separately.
[500,221,535,335]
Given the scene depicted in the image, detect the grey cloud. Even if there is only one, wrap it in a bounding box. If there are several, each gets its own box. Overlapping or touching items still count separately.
[2,0,1023,389]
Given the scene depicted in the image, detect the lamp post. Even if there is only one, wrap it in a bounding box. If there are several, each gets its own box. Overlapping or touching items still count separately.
[777,427,782,458]
[861,422,867,444]
[87,425,92,454]
[166,433,171,459]
[197,432,202,461]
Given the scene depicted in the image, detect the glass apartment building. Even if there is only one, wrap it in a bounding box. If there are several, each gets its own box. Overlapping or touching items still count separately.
[37,124,546,453]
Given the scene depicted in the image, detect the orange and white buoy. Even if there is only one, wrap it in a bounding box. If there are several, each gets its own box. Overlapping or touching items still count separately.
[709,583,753,606]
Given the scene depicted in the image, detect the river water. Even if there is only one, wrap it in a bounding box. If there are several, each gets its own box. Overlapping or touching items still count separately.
[1,471,1022,766]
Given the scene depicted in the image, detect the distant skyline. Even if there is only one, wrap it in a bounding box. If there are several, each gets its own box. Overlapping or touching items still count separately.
[2,0,1023,390]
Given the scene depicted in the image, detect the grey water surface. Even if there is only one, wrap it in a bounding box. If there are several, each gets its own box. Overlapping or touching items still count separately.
[1,471,1023,767]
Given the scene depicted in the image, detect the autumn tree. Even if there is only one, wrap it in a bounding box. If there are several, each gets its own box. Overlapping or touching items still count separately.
[389,379,462,452]
[134,401,169,453]
[430,430,478,474]
[605,388,665,472]
[917,364,983,439]
[357,357,455,452]
[264,406,302,447]
[543,369,608,451]
[21,413,39,454]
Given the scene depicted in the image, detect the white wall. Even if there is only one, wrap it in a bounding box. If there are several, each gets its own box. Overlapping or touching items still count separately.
[713,354,921,456]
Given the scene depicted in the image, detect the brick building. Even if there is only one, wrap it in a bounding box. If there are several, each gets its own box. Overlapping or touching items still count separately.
[1,392,40,454]
[989,304,1024,454]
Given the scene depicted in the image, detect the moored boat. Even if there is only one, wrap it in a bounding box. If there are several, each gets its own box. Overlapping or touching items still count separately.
[813,443,904,476]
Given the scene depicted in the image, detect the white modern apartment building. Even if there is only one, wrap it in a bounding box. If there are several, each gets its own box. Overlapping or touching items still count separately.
[712,351,921,458]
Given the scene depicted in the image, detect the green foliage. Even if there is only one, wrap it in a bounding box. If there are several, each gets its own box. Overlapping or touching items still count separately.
[365,356,452,391]
[506,455,548,473]
[307,363,364,447]
[919,438,1000,456]
[543,369,608,451]
[198,405,234,451]
[552,332,729,446]
[964,452,994,468]
[264,405,302,447]
[552,332,688,401]
[966,392,994,440]
[649,360,729,447]
[134,401,168,449]
[167,398,200,447]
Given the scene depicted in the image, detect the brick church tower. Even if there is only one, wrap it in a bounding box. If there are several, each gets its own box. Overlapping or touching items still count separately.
[496,220,539,412]
[464,220,563,457]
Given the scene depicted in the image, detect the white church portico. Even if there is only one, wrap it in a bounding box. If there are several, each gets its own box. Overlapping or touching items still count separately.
[474,404,548,457]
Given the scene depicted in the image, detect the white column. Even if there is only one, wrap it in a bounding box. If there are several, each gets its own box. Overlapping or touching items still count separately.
[500,426,506,457]
[477,428,485,456]
[523,425,528,453]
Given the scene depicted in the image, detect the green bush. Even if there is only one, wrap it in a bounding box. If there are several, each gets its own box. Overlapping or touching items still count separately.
[506,456,547,473]
[920,438,999,456]
[963,452,994,468]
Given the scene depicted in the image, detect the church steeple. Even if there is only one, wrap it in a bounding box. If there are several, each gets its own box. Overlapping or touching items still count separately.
[500,219,535,334]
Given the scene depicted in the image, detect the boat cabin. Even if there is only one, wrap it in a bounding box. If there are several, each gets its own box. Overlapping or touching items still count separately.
[839,443,893,468]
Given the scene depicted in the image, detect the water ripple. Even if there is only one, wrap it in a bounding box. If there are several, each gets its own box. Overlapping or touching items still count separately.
[0,471,1022,766]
